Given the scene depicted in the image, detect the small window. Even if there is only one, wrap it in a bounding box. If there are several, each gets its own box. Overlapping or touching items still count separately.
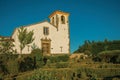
[43,27,49,35]
[61,15,65,24]
[52,17,54,25]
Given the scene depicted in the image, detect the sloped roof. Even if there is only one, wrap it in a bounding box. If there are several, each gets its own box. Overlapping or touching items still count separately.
[11,20,57,37]
[49,10,69,18]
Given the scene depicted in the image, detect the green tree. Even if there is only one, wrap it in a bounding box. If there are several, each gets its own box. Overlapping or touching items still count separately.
[18,27,34,54]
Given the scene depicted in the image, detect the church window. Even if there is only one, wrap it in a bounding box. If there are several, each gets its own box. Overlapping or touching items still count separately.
[61,15,65,24]
[43,27,49,35]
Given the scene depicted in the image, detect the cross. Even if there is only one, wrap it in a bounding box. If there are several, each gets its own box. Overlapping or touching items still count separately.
[60,46,63,52]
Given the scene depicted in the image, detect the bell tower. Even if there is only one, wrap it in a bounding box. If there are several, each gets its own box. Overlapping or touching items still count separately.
[49,10,69,30]
[49,10,70,53]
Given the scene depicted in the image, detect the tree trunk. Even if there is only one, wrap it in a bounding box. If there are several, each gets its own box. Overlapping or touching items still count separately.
[18,48,22,58]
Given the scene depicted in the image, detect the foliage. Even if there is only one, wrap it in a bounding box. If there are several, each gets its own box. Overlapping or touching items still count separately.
[98,50,120,63]
[116,55,120,63]
[90,74,97,80]
[2,62,120,80]
[27,70,59,80]
[31,48,42,57]
[56,62,68,68]
[31,43,38,50]
[27,69,73,80]
[18,56,34,72]
[92,56,101,62]
[25,67,120,80]
[74,39,120,55]
[0,60,8,75]
[49,55,69,63]
[31,48,44,68]
[0,54,18,75]
[81,72,88,79]
[48,56,58,63]
[57,54,69,62]
[0,38,14,54]
[6,59,19,75]
[18,27,34,54]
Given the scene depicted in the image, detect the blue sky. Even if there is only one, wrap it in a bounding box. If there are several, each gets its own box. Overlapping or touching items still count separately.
[0,0,120,52]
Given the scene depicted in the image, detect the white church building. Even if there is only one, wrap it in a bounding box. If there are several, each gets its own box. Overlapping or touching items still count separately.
[12,10,70,55]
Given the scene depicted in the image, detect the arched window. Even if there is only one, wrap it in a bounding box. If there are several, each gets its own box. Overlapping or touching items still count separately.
[52,17,54,25]
[61,15,65,24]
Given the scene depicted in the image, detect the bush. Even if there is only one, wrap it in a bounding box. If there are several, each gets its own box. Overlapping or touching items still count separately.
[19,56,34,72]
[80,72,87,79]
[90,74,97,80]
[84,50,92,56]
[98,50,120,63]
[56,62,68,68]
[92,56,101,62]
[0,53,18,75]
[27,70,59,80]
[57,55,69,62]
[49,56,58,63]
[0,60,8,74]
[116,55,120,63]
[0,54,18,62]
[31,48,42,56]
[6,59,19,75]
[49,55,69,63]
[12,67,120,80]
[0,74,3,80]
[31,48,44,68]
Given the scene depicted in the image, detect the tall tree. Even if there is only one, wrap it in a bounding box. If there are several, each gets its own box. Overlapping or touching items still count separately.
[18,27,34,54]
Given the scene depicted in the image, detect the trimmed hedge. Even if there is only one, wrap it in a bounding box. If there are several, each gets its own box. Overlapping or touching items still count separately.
[48,54,69,63]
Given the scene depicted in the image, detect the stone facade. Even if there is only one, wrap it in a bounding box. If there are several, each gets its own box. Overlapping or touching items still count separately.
[12,10,70,54]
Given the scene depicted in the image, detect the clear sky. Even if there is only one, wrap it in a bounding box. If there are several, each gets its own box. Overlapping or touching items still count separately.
[0,0,120,52]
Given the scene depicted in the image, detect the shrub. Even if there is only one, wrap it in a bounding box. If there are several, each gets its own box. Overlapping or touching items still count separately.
[80,72,87,79]
[6,59,19,75]
[90,74,97,80]
[0,54,18,62]
[31,48,42,56]
[92,56,101,62]
[0,74,3,80]
[84,50,92,56]
[13,67,120,80]
[57,55,69,62]
[19,56,34,72]
[56,62,68,68]
[116,55,120,63]
[27,70,59,80]
[0,60,8,75]
[31,48,44,68]
[49,56,58,63]
[98,50,120,63]
[0,54,18,75]
[49,55,69,63]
